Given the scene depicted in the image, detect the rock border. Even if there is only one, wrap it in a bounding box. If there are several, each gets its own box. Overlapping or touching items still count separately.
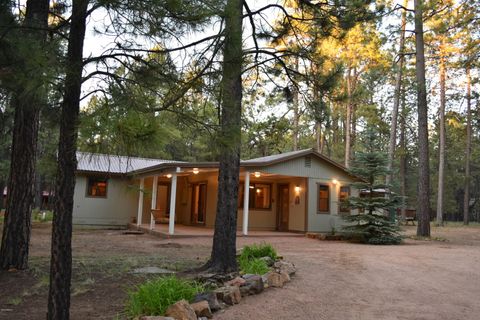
[139,259,296,320]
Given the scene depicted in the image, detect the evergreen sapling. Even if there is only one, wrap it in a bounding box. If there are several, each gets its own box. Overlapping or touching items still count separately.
[342,128,402,245]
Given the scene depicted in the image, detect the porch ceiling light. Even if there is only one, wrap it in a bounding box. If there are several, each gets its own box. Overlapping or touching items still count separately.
[166,174,172,178]
[193,168,199,174]
[332,178,338,185]
[254,171,261,178]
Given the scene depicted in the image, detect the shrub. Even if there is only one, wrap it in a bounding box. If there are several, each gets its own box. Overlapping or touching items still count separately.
[240,242,277,260]
[238,257,270,275]
[238,242,276,274]
[125,276,203,318]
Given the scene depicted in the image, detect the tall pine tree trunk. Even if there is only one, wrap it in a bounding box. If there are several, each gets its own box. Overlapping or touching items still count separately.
[316,122,321,152]
[47,0,88,318]
[292,57,299,151]
[414,0,431,237]
[345,70,352,168]
[0,0,49,271]
[436,47,446,226]
[463,67,471,225]
[399,90,407,220]
[386,0,408,186]
[207,0,242,273]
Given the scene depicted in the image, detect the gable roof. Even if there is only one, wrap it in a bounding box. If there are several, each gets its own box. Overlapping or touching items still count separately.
[76,152,178,175]
[242,148,351,173]
[76,148,356,180]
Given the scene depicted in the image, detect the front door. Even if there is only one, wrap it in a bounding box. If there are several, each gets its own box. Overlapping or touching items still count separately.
[191,183,207,225]
[277,184,289,231]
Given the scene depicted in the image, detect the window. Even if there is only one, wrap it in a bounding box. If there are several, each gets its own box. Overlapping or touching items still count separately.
[339,186,350,214]
[317,184,329,213]
[86,178,108,197]
[238,183,272,210]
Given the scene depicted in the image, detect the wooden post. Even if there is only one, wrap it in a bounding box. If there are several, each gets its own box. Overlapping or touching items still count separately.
[168,167,180,235]
[136,178,144,226]
[243,171,250,236]
[150,176,158,230]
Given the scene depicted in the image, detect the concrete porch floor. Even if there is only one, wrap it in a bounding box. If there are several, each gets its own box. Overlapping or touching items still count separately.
[128,223,305,239]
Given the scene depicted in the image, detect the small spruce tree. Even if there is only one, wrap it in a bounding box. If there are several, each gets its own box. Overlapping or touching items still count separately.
[342,128,402,245]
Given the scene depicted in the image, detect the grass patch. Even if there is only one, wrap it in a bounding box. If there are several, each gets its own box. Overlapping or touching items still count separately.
[239,257,269,275]
[238,242,277,275]
[32,210,53,222]
[240,242,277,260]
[125,275,204,318]
[7,297,22,306]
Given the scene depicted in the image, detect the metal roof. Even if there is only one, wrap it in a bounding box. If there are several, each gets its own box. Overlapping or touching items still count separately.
[242,148,313,164]
[76,149,358,180]
[76,152,178,174]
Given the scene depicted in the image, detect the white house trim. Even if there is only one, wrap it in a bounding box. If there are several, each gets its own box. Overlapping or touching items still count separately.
[242,171,250,236]
[136,178,144,226]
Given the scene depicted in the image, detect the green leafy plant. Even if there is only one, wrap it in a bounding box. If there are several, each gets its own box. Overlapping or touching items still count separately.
[125,276,204,318]
[238,242,277,274]
[240,242,277,260]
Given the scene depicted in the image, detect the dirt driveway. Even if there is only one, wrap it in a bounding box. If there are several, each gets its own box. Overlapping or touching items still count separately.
[219,226,480,320]
[1,225,480,320]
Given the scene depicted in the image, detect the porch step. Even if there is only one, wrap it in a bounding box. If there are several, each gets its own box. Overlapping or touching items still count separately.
[128,223,304,239]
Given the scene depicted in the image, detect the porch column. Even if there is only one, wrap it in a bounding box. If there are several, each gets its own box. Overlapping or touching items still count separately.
[136,178,144,226]
[243,171,250,236]
[150,175,158,230]
[168,167,180,235]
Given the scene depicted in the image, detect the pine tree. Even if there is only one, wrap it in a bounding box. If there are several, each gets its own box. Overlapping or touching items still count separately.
[342,128,402,245]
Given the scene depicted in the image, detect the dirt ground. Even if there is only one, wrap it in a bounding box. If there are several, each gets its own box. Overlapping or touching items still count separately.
[1,223,480,320]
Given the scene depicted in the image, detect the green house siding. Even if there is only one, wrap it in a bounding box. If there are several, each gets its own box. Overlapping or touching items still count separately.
[73,175,137,226]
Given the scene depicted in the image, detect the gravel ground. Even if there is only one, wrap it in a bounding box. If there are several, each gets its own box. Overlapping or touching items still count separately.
[1,224,479,320]
[216,226,480,320]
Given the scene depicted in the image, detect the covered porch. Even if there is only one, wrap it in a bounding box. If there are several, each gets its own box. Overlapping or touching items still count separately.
[132,165,308,236]
[128,223,305,239]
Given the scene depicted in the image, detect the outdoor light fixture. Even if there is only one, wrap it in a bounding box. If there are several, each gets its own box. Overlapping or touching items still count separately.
[332,178,338,185]
[295,186,301,193]
[254,171,261,178]
[256,188,261,194]
[166,174,172,178]
[193,168,199,174]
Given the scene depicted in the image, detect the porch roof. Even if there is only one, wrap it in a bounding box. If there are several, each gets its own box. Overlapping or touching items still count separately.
[76,151,182,175]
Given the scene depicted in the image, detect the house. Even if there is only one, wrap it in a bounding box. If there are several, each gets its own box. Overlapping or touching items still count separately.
[74,149,361,234]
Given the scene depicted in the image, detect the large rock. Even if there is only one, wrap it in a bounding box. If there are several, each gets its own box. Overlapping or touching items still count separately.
[259,256,274,267]
[214,286,241,305]
[193,292,222,312]
[273,260,296,276]
[190,300,212,319]
[140,317,175,320]
[239,274,264,296]
[196,272,237,287]
[265,271,290,288]
[165,299,197,320]
[131,267,175,274]
[226,276,246,287]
